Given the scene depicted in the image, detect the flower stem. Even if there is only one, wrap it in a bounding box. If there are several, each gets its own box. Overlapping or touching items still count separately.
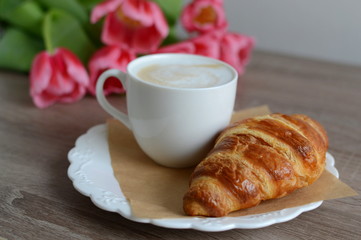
[43,12,54,54]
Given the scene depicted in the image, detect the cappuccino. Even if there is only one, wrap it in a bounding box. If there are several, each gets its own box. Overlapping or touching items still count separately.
[136,63,234,88]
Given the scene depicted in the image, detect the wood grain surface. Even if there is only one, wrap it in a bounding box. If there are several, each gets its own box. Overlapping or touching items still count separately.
[0,51,360,239]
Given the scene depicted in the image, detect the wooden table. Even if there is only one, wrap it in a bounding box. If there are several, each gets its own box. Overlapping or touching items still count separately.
[1,51,360,239]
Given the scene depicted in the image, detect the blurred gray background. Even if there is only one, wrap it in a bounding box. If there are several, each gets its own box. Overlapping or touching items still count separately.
[224,0,361,66]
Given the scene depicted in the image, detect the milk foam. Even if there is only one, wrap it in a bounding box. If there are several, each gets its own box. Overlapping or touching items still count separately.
[136,63,233,88]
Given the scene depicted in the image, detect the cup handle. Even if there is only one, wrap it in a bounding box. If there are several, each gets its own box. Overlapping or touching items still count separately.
[96,69,131,129]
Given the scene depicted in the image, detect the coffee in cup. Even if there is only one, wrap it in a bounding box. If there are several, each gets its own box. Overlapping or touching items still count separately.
[137,63,233,88]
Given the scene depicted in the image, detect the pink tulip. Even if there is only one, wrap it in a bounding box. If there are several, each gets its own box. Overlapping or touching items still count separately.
[88,45,136,95]
[155,30,223,58]
[91,0,169,54]
[191,30,223,58]
[219,32,255,74]
[30,48,89,108]
[181,0,228,34]
[155,31,254,74]
[154,41,194,55]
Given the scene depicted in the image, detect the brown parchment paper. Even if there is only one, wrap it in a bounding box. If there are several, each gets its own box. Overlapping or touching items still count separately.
[108,105,357,219]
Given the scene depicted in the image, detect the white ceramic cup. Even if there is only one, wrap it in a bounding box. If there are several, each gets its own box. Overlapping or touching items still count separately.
[96,53,238,168]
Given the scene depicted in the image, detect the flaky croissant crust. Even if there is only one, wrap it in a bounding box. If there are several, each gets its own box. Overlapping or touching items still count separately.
[183,113,328,217]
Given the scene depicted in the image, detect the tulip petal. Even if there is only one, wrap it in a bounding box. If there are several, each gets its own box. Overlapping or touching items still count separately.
[59,84,87,103]
[121,0,153,26]
[155,30,223,59]
[29,48,89,108]
[88,46,122,94]
[181,0,227,34]
[30,51,52,96]
[154,40,195,54]
[96,0,168,53]
[133,25,164,52]
[45,50,75,95]
[32,90,58,108]
[149,1,169,37]
[46,67,74,95]
[91,0,123,23]
[89,46,121,70]
[192,32,222,58]
[101,12,132,46]
[58,48,89,86]
[220,33,254,74]
[88,45,135,95]
[103,12,163,53]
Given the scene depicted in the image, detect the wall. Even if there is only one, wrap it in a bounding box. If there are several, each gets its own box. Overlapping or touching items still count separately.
[224,0,361,66]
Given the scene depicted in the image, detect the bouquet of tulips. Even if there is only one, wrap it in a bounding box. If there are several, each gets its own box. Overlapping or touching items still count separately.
[0,0,254,108]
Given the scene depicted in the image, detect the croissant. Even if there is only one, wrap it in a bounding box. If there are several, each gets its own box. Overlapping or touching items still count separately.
[183,113,328,217]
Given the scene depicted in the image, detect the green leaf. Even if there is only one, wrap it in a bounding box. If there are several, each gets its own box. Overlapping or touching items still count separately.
[36,0,88,24]
[0,28,44,72]
[0,0,24,17]
[37,0,102,47]
[76,0,103,12]
[43,9,97,64]
[151,0,183,26]
[0,0,44,36]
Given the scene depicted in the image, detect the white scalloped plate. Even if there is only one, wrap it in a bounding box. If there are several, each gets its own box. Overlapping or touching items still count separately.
[68,124,339,232]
